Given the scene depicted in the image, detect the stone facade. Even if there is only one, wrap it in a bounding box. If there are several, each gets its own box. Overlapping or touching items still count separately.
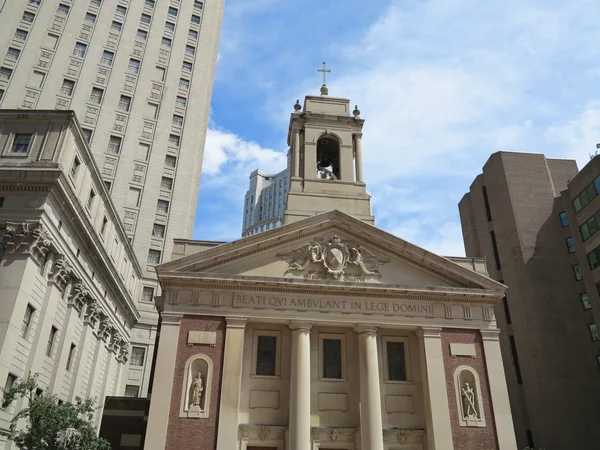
[459,151,600,450]
[242,169,289,237]
[0,0,225,397]
[0,111,141,448]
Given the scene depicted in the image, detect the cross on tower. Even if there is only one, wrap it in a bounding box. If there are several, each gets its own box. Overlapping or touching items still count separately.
[318,62,331,86]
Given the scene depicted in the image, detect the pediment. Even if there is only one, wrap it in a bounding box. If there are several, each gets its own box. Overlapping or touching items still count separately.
[158,211,501,293]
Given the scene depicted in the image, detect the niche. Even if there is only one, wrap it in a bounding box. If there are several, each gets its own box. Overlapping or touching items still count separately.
[453,365,486,427]
[179,354,213,419]
[316,136,340,180]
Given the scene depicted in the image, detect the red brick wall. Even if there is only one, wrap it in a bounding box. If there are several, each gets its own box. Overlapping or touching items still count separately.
[165,316,226,450]
[441,329,499,450]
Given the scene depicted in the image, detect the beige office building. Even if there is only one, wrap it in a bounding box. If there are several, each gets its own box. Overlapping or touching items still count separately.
[0,0,224,397]
[0,110,142,447]
[459,151,600,450]
[144,89,518,450]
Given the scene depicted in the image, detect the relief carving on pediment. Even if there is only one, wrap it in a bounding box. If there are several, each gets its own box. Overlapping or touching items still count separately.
[278,235,389,281]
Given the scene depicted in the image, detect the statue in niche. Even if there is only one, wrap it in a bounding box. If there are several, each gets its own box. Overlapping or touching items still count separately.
[461,382,479,420]
[190,373,204,408]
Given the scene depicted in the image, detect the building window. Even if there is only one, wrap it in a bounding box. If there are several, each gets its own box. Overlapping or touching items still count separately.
[157,200,169,213]
[566,237,576,254]
[86,189,96,210]
[194,1,203,9]
[100,50,114,66]
[118,95,132,112]
[111,20,122,32]
[21,305,35,338]
[526,430,535,449]
[145,0,155,8]
[104,181,112,192]
[90,87,103,104]
[573,176,600,213]
[188,29,198,40]
[503,295,512,323]
[46,326,58,357]
[81,128,92,143]
[589,323,600,341]
[73,42,87,58]
[107,135,122,154]
[165,155,177,168]
[100,216,108,236]
[165,21,175,32]
[509,335,522,384]
[128,58,141,74]
[588,246,600,271]
[182,61,192,72]
[490,231,501,270]
[320,335,343,380]
[175,96,187,109]
[573,263,583,281]
[84,12,97,23]
[6,47,20,61]
[580,210,600,241]
[172,115,183,127]
[116,5,127,15]
[136,29,148,40]
[142,286,154,302]
[161,177,173,190]
[152,223,165,238]
[90,0,102,7]
[22,11,35,23]
[60,79,75,96]
[161,37,172,48]
[482,186,493,222]
[29,0,41,6]
[140,13,151,24]
[127,188,141,207]
[124,385,139,397]
[255,334,277,376]
[11,134,33,154]
[131,347,146,366]
[0,67,13,81]
[168,134,180,147]
[14,29,28,41]
[66,344,76,371]
[147,249,161,265]
[179,78,190,90]
[4,374,17,394]
[168,6,178,16]
[385,339,407,381]
[57,3,70,15]
[185,45,195,57]
[70,156,81,179]
[191,14,201,24]
[581,293,592,310]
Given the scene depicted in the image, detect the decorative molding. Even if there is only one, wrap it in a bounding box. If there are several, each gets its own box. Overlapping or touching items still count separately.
[239,424,286,450]
[480,328,501,341]
[382,428,426,445]
[311,426,356,448]
[4,222,53,264]
[84,300,101,328]
[225,317,247,329]
[68,281,91,312]
[278,234,389,281]
[49,256,76,291]
[416,326,442,339]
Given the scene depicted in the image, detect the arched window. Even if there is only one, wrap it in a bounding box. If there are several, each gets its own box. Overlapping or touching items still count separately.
[316,135,340,180]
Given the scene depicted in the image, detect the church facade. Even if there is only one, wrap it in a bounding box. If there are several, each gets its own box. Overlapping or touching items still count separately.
[145,90,517,450]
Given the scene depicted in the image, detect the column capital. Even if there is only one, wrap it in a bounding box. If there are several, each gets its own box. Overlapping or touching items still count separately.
[225,317,247,329]
[289,320,313,332]
[160,313,183,326]
[354,132,363,139]
[354,323,380,335]
[416,326,442,339]
[480,328,501,341]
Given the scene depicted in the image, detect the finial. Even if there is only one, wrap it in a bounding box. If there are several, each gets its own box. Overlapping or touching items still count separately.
[318,62,331,96]
[294,100,301,112]
[353,105,360,118]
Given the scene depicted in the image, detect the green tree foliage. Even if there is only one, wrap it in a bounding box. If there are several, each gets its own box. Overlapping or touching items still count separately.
[1,375,110,450]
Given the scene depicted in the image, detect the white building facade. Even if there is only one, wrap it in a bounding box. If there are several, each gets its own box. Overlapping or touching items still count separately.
[242,169,288,237]
[0,111,142,447]
[0,0,225,397]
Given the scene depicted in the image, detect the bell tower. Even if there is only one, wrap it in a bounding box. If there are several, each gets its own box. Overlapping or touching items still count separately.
[284,64,374,225]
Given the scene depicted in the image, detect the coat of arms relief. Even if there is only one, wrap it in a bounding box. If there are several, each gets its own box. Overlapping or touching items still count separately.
[278,235,389,281]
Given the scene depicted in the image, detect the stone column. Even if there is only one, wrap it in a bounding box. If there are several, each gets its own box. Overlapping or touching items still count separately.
[289,321,312,450]
[355,324,384,450]
[417,326,454,450]
[481,329,518,450]
[144,313,182,450]
[293,130,300,178]
[354,133,364,182]
[216,317,247,450]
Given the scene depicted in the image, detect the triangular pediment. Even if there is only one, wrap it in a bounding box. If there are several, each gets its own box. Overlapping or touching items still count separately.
[158,211,502,294]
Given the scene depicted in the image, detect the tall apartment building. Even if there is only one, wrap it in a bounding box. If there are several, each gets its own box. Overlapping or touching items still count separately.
[0,111,142,447]
[242,169,288,237]
[0,0,224,397]
[459,151,600,450]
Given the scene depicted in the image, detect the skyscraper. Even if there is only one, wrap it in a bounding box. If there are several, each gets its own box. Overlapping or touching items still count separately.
[0,0,224,396]
[241,169,288,237]
[459,151,600,450]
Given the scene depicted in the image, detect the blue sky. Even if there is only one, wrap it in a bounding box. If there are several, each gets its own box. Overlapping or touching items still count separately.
[194,0,600,256]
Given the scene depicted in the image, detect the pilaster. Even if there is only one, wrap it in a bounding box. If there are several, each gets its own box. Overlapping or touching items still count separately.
[289,320,312,450]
